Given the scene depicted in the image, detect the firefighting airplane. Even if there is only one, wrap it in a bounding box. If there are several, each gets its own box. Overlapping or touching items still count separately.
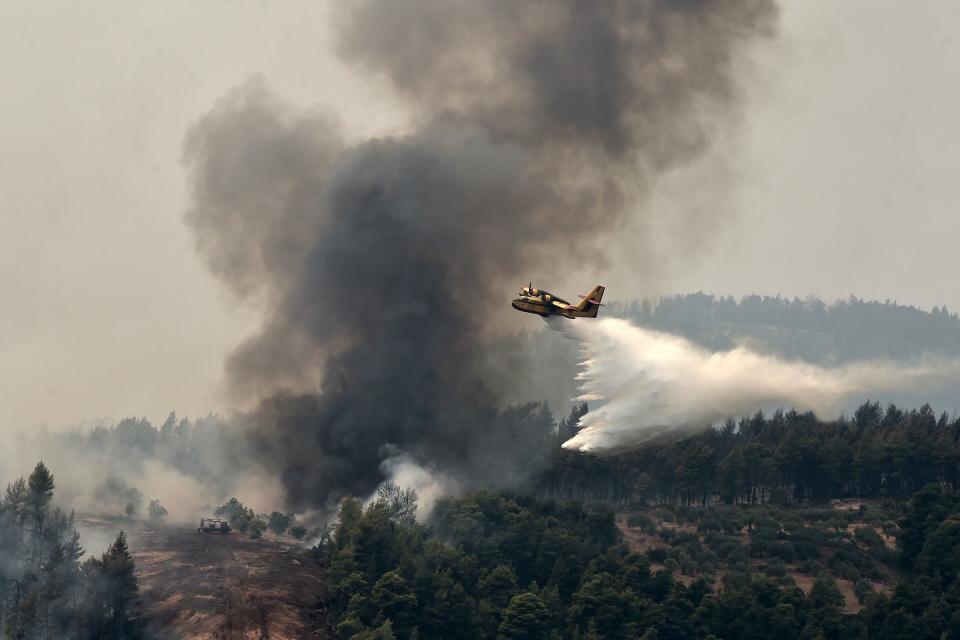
[511,283,605,319]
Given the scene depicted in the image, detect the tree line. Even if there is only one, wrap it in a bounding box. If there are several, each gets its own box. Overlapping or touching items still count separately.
[0,462,141,639]
[538,401,960,507]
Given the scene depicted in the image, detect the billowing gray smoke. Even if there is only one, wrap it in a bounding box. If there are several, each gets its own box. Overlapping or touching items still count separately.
[184,0,779,511]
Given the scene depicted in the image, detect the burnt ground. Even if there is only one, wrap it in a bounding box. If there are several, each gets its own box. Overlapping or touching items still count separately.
[78,517,329,639]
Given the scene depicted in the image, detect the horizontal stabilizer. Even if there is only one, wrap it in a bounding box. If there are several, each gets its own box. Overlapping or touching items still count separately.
[578,294,605,306]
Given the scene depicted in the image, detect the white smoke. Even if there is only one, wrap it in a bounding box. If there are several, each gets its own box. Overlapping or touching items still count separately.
[554,318,960,453]
[375,451,458,521]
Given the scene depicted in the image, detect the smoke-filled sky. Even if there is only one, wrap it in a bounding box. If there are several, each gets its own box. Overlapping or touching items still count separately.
[2,0,960,433]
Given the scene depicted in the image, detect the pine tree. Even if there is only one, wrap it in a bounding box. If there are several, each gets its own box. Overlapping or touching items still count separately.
[84,531,140,639]
[27,462,55,568]
[371,571,417,637]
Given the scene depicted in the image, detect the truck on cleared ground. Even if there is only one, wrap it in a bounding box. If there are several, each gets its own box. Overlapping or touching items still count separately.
[198,517,231,534]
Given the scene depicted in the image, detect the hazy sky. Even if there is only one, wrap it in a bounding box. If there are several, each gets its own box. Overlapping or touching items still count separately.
[1,1,958,429]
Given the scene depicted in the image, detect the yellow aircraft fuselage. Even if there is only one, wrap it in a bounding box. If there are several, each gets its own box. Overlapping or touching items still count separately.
[511,284,605,319]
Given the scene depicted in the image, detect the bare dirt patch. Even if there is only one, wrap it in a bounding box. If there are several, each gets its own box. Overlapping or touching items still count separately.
[78,518,328,639]
[617,526,668,553]
[789,572,865,614]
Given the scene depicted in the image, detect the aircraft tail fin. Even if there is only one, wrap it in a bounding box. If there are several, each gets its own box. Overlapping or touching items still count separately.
[575,285,605,317]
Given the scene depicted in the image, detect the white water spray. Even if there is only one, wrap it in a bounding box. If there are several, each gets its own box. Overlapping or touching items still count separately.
[552,318,960,453]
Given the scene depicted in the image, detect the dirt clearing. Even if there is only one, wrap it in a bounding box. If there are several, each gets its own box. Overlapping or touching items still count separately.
[79,518,328,639]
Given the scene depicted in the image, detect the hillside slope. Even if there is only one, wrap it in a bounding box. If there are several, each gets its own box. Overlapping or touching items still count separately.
[80,518,328,639]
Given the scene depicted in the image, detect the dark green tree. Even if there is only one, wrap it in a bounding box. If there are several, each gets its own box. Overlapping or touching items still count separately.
[497,592,551,640]
[809,575,844,611]
[371,571,417,637]
[83,531,141,639]
[268,511,291,535]
[27,462,55,566]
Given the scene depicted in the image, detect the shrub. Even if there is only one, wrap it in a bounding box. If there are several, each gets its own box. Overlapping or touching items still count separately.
[627,513,655,532]
[713,541,743,560]
[791,540,820,561]
[810,575,845,609]
[781,517,804,533]
[249,517,268,539]
[646,548,667,563]
[148,499,168,522]
[749,539,770,558]
[764,559,787,578]
[215,497,259,535]
[854,578,874,604]
[726,546,748,564]
[675,505,696,523]
[268,511,292,535]
[755,517,779,533]
[797,559,824,575]
[699,517,723,533]
[290,525,307,540]
[768,542,795,563]
[828,560,860,582]
[854,526,883,549]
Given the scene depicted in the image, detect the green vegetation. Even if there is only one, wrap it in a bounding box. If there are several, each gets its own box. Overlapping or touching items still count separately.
[541,401,960,506]
[317,487,880,639]
[858,484,960,638]
[215,497,272,539]
[318,481,960,639]
[290,525,308,540]
[621,500,899,598]
[0,462,141,639]
[316,488,618,639]
[147,499,167,522]
[315,398,960,639]
[268,511,291,535]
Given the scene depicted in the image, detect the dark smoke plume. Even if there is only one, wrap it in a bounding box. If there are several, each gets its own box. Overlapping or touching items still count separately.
[184,0,778,511]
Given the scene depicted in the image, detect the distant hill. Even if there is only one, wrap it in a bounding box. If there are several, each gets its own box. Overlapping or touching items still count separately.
[609,293,960,365]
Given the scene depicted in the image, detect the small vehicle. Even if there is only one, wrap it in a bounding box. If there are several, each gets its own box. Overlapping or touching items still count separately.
[198,517,231,534]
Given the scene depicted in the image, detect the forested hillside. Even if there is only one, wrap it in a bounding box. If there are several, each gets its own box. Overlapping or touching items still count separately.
[317,472,960,639]
[313,397,960,639]
[539,401,960,507]
[30,296,960,638]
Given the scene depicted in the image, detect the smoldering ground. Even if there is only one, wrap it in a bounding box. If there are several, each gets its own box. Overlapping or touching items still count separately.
[184,0,779,511]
